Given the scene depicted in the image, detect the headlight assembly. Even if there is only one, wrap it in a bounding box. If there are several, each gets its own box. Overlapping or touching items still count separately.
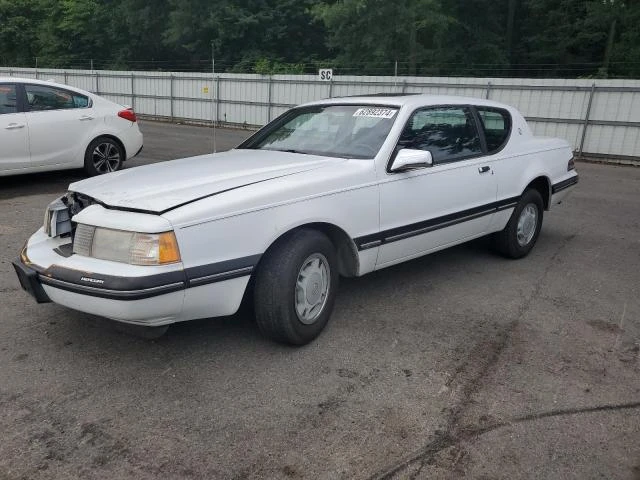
[44,198,72,237]
[72,224,181,265]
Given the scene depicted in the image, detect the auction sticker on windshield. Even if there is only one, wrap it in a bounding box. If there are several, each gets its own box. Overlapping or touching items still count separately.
[353,107,397,119]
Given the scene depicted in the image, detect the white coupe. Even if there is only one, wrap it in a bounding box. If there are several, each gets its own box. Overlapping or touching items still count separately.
[0,77,143,176]
[14,95,578,344]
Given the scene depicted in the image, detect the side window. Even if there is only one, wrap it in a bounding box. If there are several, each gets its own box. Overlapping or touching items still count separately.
[24,84,89,111]
[0,84,18,115]
[398,107,482,164]
[477,108,511,153]
[73,94,90,108]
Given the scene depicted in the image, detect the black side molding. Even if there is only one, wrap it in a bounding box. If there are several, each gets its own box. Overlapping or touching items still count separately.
[354,196,520,251]
[552,175,579,194]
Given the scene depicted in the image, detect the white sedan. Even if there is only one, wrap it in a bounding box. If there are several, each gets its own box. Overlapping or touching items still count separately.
[0,77,143,176]
[14,95,578,344]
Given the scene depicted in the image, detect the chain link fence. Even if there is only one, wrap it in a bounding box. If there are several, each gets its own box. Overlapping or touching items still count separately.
[2,67,639,162]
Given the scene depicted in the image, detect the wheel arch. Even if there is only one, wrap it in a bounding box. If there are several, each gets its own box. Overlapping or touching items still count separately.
[87,134,127,160]
[258,222,360,278]
[524,176,551,210]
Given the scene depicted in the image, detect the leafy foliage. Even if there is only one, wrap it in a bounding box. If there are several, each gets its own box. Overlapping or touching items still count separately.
[0,0,638,77]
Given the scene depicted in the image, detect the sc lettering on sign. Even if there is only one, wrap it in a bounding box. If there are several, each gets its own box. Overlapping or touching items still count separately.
[318,69,333,81]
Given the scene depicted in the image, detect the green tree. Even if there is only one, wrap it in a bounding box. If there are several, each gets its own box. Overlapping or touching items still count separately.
[437,0,512,75]
[0,0,46,66]
[313,0,452,75]
[37,0,108,68]
[163,0,328,71]
[106,0,175,69]
[517,0,632,77]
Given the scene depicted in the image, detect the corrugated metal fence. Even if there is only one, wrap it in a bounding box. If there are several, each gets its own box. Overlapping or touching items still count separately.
[1,67,639,160]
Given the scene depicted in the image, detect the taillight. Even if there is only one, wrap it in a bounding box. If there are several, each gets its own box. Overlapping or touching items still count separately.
[118,108,137,122]
[568,155,575,171]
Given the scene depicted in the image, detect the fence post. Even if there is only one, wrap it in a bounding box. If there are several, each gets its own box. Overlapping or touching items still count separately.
[328,76,334,98]
[170,74,174,122]
[485,81,492,99]
[215,76,221,126]
[64,70,68,85]
[131,73,135,110]
[267,75,273,122]
[578,83,596,158]
[402,80,407,94]
[95,71,100,95]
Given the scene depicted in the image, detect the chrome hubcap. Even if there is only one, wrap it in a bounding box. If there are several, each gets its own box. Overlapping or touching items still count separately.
[92,142,121,173]
[295,253,330,325]
[517,204,538,246]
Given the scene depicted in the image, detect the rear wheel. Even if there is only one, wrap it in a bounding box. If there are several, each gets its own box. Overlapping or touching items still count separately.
[492,189,544,259]
[254,229,339,345]
[84,136,124,176]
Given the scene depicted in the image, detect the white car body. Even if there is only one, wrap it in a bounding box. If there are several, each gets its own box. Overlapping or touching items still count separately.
[15,95,578,338]
[0,77,143,176]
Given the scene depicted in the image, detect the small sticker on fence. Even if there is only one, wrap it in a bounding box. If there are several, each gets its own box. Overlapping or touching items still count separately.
[202,86,209,94]
[353,108,397,119]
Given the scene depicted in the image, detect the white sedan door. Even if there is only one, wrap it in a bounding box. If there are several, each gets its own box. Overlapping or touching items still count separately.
[23,83,96,168]
[375,106,498,268]
[0,83,30,172]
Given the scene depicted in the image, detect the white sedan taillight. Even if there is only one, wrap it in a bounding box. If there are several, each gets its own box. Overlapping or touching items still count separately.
[117,108,137,122]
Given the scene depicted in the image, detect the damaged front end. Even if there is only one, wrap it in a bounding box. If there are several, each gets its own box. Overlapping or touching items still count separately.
[43,192,95,239]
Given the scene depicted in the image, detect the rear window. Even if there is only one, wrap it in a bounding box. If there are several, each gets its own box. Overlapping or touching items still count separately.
[477,108,511,153]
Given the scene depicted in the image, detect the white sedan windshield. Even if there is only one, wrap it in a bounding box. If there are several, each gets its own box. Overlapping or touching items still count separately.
[245,105,399,159]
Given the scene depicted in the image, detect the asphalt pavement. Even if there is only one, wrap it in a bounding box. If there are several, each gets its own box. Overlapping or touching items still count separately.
[0,120,639,479]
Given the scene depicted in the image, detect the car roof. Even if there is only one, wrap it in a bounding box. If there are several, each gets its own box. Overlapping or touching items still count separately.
[0,77,94,96]
[302,94,514,111]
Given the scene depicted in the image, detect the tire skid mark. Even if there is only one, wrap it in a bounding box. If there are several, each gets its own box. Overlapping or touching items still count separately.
[370,233,579,480]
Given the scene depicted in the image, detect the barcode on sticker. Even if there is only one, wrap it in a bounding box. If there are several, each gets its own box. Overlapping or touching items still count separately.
[353,108,397,119]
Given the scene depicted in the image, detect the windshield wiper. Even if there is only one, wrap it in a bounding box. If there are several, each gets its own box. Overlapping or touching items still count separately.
[278,149,309,155]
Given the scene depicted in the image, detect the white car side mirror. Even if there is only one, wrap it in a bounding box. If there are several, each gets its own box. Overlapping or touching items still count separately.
[390,149,433,172]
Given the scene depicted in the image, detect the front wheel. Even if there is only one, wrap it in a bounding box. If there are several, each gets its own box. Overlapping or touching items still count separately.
[253,229,339,345]
[492,189,544,259]
[84,136,124,176]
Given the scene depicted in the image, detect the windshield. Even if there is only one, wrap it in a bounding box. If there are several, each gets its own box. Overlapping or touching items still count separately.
[241,105,399,159]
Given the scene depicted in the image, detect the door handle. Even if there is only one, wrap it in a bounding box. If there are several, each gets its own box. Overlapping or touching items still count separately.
[79,115,94,121]
[5,123,25,130]
[478,166,491,174]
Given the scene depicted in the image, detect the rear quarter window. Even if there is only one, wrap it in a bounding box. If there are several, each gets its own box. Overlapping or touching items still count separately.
[477,108,511,154]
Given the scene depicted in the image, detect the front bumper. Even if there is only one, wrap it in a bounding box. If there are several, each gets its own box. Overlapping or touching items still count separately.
[12,250,187,326]
[13,259,51,304]
[13,229,256,326]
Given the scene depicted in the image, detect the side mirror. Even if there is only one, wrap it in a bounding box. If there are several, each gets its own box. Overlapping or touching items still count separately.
[389,149,433,172]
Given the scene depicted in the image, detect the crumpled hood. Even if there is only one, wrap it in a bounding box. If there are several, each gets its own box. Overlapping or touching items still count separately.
[69,149,342,213]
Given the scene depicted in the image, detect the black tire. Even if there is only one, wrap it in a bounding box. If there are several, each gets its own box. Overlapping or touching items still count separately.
[84,136,124,176]
[254,229,339,345]
[492,189,544,259]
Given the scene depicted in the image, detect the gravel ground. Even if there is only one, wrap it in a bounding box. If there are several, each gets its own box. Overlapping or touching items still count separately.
[0,121,638,480]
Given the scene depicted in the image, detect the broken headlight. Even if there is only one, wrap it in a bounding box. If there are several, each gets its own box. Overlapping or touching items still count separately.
[44,198,72,237]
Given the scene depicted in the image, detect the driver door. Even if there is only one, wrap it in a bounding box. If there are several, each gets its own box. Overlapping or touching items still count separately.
[376,106,497,268]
